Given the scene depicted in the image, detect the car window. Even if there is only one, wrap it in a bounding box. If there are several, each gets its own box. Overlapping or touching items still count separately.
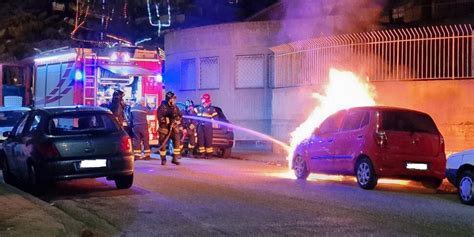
[319,111,345,134]
[14,114,29,136]
[341,111,367,131]
[47,113,120,136]
[27,115,42,134]
[0,110,28,127]
[382,111,438,134]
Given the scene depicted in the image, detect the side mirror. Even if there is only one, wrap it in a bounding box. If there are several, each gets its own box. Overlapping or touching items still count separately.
[2,131,10,138]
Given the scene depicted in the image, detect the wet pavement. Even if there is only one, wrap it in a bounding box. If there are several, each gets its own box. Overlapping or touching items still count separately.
[2,156,473,236]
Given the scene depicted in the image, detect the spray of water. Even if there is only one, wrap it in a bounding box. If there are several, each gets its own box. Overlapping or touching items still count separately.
[182,115,291,152]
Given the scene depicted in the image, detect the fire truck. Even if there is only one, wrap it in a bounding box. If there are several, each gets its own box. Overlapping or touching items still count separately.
[0,62,33,107]
[33,47,164,145]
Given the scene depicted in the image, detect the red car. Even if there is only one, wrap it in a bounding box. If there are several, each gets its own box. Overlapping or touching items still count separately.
[292,106,446,190]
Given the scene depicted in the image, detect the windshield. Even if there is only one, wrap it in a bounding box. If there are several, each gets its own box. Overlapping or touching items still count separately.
[382,110,438,134]
[47,113,120,136]
[0,111,27,127]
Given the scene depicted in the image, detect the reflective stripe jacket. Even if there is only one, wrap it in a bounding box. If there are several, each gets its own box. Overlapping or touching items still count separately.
[157,101,182,129]
[194,105,218,124]
[182,108,197,129]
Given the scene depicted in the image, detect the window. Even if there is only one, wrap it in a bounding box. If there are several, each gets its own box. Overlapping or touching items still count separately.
[28,115,42,133]
[341,111,369,131]
[235,55,265,89]
[318,111,345,134]
[2,65,24,86]
[14,115,29,136]
[180,59,197,90]
[0,110,28,127]
[199,57,219,89]
[48,113,120,136]
[382,111,438,134]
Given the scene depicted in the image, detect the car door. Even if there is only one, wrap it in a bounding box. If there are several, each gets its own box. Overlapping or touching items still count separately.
[3,113,30,177]
[379,110,416,167]
[16,113,43,177]
[333,110,370,174]
[307,111,345,173]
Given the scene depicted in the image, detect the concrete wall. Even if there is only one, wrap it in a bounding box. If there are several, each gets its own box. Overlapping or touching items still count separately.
[164,22,283,140]
[271,79,474,154]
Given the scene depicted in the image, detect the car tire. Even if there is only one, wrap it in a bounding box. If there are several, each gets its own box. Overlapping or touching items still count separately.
[293,155,309,180]
[458,170,474,205]
[2,160,16,185]
[220,148,232,158]
[355,157,378,190]
[27,163,48,194]
[421,178,443,189]
[115,174,134,189]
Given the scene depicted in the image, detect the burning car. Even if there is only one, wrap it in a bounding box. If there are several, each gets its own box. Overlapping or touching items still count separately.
[292,106,446,190]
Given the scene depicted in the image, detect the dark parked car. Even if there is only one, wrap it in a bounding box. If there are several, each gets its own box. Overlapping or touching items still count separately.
[292,106,446,190]
[177,103,234,158]
[1,106,134,191]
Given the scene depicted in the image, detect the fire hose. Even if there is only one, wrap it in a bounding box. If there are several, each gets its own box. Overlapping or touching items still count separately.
[156,121,177,151]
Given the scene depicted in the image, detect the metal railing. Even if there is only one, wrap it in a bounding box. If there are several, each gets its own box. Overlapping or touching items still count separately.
[270,24,474,88]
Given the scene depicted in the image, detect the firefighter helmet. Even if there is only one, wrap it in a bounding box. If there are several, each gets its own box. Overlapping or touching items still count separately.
[185,99,194,107]
[113,89,124,98]
[201,93,211,104]
[165,91,176,101]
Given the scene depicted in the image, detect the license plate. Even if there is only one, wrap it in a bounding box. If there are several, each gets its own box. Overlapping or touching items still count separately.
[80,159,107,168]
[406,163,428,170]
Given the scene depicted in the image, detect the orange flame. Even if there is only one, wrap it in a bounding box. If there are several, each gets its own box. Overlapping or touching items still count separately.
[286,68,377,166]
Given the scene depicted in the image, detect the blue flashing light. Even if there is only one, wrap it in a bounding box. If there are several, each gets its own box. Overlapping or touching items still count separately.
[75,70,83,81]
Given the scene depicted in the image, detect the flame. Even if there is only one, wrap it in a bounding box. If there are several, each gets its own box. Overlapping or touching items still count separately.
[264,170,412,186]
[287,68,377,166]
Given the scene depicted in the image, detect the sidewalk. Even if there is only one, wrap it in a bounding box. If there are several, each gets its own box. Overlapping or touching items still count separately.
[0,180,86,237]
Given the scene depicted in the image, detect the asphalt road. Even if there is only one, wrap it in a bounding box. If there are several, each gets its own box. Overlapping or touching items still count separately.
[34,157,474,236]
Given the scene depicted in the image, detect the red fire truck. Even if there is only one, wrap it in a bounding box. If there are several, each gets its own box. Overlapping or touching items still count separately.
[33,47,164,145]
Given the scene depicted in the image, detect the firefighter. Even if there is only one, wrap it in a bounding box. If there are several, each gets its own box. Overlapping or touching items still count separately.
[130,97,152,160]
[181,99,197,157]
[194,93,218,158]
[109,89,126,128]
[157,91,182,165]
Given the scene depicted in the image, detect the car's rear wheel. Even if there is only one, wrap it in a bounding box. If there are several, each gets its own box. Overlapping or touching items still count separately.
[293,155,309,180]
[421,178,443,189]
[356,157,378,190]
[2,160,16,185]
[458,170,474,205]
[115,174,134,189]
[27,163,48,194]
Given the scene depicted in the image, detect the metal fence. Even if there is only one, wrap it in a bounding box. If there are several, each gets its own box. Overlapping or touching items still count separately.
[270,24,474,88]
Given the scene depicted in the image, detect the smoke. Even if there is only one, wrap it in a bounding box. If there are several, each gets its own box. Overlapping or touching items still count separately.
[275,0,387,43]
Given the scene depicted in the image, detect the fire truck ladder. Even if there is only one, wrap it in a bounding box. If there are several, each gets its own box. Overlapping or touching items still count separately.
[83,53,98,106]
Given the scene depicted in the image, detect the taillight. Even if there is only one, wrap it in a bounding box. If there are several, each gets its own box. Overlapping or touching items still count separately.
[375,130,387,147]
[120,136,132,153]
[37,142,59,158]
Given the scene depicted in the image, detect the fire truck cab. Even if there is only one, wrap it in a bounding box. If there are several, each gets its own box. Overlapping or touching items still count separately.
[33,47,164,145]
[0,63,33,107]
